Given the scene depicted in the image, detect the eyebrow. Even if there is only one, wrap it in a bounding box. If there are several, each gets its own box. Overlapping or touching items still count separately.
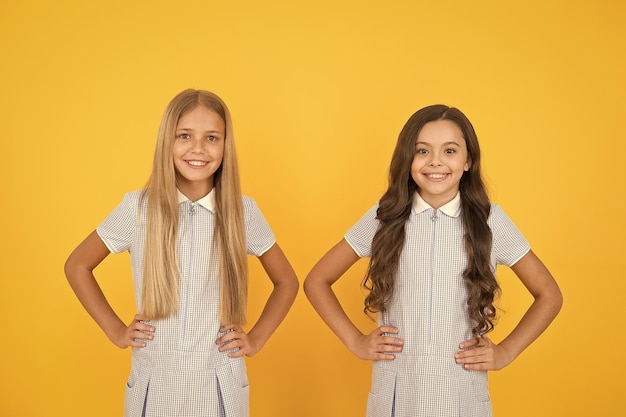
[415,141,463,147]
[175,127,224,134]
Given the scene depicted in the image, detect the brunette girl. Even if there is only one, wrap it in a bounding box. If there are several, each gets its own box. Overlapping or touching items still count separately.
[304,105,562,417]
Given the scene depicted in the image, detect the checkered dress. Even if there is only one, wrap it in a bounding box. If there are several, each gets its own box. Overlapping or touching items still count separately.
[345,193,530,417]
[97,190,275,417]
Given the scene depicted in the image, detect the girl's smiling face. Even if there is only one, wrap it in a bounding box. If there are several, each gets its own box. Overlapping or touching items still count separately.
[410,119,470,208]
[172,105,225,201]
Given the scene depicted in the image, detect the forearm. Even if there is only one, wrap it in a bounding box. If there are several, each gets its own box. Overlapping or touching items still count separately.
[498,290,562,360]
[247,278,298,350]
[66,268,127,343]
[499,250,563,361]
[456,251,562,371]
[303,279,363,351]
[303,239,365,352]
[64,230,127,343]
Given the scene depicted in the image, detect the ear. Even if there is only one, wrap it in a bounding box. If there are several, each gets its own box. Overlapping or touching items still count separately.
[464,161,471,172]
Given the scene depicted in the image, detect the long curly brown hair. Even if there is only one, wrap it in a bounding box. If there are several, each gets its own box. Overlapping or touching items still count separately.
[362,105,499,336]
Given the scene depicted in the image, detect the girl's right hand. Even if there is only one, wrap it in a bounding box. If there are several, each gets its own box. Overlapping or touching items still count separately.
[111,314,155,349]
[349,326,403,361]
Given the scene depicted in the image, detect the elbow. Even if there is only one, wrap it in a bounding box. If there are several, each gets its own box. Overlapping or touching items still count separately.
[531,283,563,322]
[542,284,563,319]
[553,287,564,316]
[63,256,76,283]
[303,277,311,299]
[277,270,299,300]
[64,252,89,287]
[302,273,318,301]
[289,273,300,298]
[64,256,84,290]
[303,268,333,301]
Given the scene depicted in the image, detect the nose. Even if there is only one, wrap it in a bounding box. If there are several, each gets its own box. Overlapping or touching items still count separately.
[190,137,205,152]
[428,153,442,167]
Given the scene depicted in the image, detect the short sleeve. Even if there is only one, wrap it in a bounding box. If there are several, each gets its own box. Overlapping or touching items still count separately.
[244,197,276,256]
[344,204,380,258]
[96,191,141,254]
[489,204,531,267]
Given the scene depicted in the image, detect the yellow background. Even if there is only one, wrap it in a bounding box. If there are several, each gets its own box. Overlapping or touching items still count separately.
[1,0,624,416]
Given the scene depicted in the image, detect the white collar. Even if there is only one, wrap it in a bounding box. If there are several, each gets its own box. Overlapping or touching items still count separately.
[412,192,461,217]
[177,188,216,212]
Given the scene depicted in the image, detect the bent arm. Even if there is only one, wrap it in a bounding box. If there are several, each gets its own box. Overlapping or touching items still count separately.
[244,243,299,356]
[64,231,146,348]
[498,249,563,360]
[304,239,362,347]
[456,249,563,370]
[304,239,402,360]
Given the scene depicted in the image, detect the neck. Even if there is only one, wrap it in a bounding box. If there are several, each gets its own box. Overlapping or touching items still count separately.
[177,182,213,202]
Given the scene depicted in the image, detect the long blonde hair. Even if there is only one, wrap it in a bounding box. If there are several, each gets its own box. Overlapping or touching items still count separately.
[140,89,248,325]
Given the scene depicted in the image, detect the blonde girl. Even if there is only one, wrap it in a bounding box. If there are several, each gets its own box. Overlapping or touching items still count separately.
[65,89,298,417]
[304,105,562,417]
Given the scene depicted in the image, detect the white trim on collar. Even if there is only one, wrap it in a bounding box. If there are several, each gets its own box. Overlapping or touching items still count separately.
[177,188,216,212]
[412,192,461,217]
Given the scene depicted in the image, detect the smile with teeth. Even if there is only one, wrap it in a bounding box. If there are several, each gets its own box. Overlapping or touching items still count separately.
[426,173,448,179]
[186,160,208,167]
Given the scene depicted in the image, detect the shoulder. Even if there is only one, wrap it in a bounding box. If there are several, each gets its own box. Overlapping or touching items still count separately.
[241,195,265,221]
[101,190,147,222]
[345,202,380,237]
[240,196,275,247]
[487,203,523,235]
[486,203,530,263]
[104,189,144,209]
[357,202,381,224]
[488,203,507,221]
[242,195,260,213]
[242,195,257,207]
[119,189,146,210]
[343,202,380,258]
[361,202,380,219]
[124,189,144,202]
[97,190,144,248]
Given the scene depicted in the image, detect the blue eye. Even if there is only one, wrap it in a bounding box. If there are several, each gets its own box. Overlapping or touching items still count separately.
[207,135,217,141]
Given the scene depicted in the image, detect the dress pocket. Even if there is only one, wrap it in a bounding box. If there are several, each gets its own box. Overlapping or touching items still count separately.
[123,359,150,417]
[366,367,397,417]
[216,359,250,417]
[469,370,491,403]
[467,370,492,416]
[229,358,250,388]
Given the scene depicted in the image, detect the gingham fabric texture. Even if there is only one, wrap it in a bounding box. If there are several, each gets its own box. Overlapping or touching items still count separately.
[345,193,530,417]
[97,189,275,417]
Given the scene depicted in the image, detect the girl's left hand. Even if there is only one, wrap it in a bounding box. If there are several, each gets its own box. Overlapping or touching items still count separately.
[216,325,260,358]
[454,336,514,371]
